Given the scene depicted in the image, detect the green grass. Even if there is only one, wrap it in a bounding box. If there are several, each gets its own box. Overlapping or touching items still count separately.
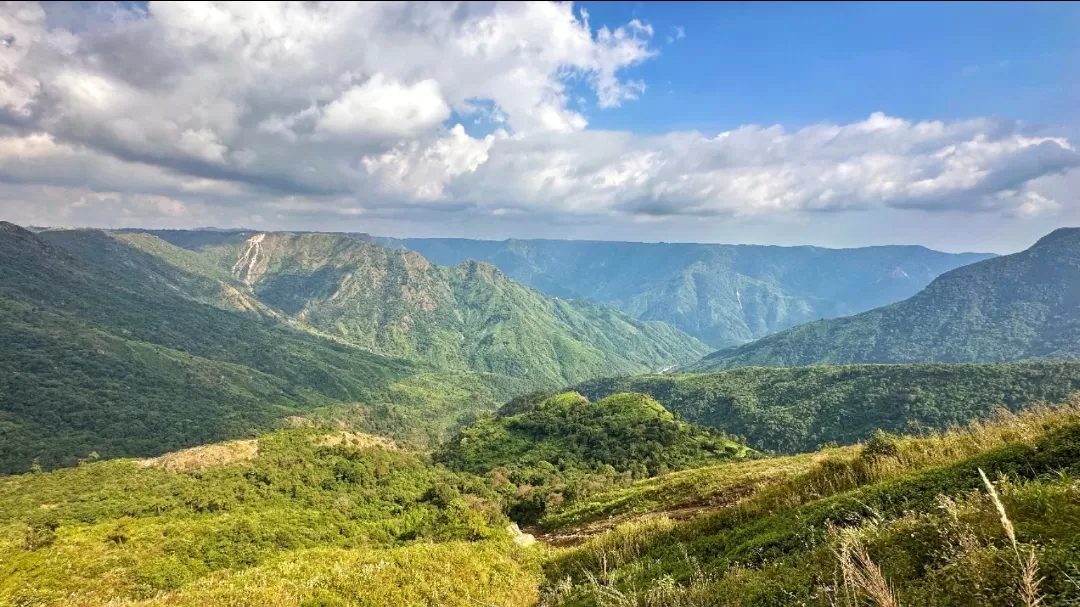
[120,540,540,607]
[539,402,1080,605]
[7,398,1080,606]
[540,452,827,532]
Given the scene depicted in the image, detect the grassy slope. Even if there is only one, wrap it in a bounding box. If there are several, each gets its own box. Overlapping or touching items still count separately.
[6,400,1080,606]
[0,224,521,472]
[697,227,1080,369]
[394,237,992,347]
[540,452,829,533]
[0,430,539,606]
[573,362,1080,452]
[540,403,1080,606]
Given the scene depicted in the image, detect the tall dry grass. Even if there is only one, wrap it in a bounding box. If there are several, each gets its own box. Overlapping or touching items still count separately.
[739,401,1080,523]
[837,537,900,607]
[979,467,1043,607]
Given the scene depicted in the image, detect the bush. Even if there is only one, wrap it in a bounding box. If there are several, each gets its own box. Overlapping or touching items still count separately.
[862,429,902,459]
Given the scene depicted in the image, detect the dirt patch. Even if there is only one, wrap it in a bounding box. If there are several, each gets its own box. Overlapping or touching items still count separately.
[231,233,269,286]
[532,479,769,548]
[138,439,259,471]
[315,431,399,450]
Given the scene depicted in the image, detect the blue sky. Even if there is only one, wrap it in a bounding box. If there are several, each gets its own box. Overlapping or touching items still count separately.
[2,1,1079,253]
[576,2,1080,134]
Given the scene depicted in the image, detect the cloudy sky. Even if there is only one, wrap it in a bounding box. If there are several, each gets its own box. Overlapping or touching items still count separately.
[1,1,1078,253]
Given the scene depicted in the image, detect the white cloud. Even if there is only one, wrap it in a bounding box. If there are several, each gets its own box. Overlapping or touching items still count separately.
[361,124,498,202]
[316,75,451,140]
[0,1,1075,234]
[450,113,1078,218]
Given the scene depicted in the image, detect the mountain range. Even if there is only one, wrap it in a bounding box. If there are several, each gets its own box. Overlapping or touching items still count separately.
[695,227,1080,370]
[366,236,993,347]
[0,223,698,472]
[6,220,1075,475]
[130,229,708,384]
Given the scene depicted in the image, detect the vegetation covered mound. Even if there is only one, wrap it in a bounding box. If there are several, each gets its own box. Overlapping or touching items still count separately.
[436,391,752,522]
[438,391,749,476]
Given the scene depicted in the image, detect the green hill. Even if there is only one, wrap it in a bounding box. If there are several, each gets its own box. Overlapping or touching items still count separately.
[130,230,710,386]
[435,391,750,522]
[0,223,522,473]
[0,223,712,473]
[437,391,747,476]
[695,227,1080,370]
[378,236,993,347]
[573,361,1080,452]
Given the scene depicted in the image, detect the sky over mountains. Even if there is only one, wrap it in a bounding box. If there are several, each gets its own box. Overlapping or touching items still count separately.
[0,1,1078,252]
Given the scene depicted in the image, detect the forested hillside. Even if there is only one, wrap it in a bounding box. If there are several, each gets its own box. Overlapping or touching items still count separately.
[0,223,522,472]
[696,228,1080,369]
[130,229,709,386]
[436,391,750,521]
[574,361,1080,452]
[0,223,714,473]
[375,236,992,347]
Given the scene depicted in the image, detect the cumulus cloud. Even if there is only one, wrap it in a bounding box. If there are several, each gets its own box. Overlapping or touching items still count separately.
[0,1,1075,231]
[315,75,451,140]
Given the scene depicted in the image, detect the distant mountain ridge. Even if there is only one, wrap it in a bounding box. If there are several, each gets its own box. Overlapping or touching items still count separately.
[366,236,994,347]
[694,227,1080,370]
[135,229,709,386]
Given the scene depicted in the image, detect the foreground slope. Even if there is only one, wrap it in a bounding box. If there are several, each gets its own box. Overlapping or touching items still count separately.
[697,227,1080,369]
[377,237,992,347]
[0,430,538,606]
[540,403,1080,606]
[574,361,1080,452]
[0,223,519,472]
[6,399,1080,605]
[138,230,709,386]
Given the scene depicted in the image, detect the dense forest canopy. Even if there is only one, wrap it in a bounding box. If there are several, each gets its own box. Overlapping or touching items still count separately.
[575,362,1080,452]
